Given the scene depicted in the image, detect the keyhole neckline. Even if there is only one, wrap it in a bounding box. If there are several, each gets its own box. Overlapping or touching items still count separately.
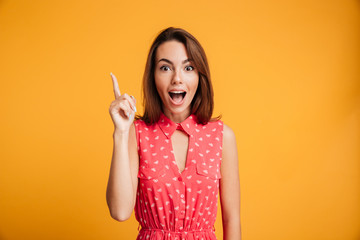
[157,112,197,139]
[169,130,192,175]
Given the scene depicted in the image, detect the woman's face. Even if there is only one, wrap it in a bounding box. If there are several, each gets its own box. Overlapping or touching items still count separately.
[154,40,199,122]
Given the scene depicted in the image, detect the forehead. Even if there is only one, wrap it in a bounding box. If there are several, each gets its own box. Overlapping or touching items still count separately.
[156,40,188,62]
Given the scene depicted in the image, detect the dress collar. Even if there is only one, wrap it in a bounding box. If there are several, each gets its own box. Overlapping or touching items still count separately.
[157,113,197,138]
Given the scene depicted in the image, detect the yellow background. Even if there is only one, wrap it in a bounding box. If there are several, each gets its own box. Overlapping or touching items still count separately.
[0,0,359,239]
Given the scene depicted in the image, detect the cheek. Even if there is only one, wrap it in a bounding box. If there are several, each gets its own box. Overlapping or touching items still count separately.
[154,77,167,99]
[184,72,199,90]
[154,74,164,90]
[190,77,199,93]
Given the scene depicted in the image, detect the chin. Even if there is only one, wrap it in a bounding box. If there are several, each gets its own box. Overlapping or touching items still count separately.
[164,104,191,116]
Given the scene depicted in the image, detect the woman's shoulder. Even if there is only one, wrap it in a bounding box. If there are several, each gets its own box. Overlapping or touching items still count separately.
[207,118,235,142]
[206,117,230,133]
[133,118,144,126]
[221,122,236,144]
[133,118,157,131]
[206,116,223,126]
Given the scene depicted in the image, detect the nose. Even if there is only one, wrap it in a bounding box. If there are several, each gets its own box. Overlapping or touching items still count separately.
[171,69,182,85]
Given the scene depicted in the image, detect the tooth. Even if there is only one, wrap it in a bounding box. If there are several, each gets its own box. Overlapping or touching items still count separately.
[170,91,185,93]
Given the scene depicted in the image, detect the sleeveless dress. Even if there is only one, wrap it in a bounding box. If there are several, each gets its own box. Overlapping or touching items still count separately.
[134,113,223,240]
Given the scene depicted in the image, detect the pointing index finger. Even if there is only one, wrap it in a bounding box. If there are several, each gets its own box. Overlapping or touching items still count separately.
[110,72,121,99]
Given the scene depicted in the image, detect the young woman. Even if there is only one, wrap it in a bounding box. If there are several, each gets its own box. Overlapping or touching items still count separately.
[107,27,241,240]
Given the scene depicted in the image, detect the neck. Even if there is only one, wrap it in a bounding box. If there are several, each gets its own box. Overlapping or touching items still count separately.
[162,108,191,123]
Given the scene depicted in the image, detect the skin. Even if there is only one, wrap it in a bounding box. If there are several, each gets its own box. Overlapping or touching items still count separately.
[106,41,241,240]
[154,40,199,123]
[107,73,139,221]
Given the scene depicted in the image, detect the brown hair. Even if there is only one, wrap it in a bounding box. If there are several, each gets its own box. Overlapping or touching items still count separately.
[136,27,221,125]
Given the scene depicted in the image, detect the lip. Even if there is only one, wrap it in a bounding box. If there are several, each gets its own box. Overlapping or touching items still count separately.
[168,89,187,106]
[168,88,187,93]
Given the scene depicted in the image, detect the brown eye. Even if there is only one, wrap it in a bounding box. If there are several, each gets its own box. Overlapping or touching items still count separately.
[160,66,170,71]
[185,66,194,71]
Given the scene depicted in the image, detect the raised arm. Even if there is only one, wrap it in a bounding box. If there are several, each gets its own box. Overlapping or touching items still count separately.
[220,123,242,239]
[106,73,139,221]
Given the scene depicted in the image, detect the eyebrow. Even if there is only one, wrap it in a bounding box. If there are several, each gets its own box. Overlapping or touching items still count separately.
[157,58,192,65]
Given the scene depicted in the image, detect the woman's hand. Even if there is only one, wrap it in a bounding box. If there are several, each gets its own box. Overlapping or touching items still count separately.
[108,73,137,133]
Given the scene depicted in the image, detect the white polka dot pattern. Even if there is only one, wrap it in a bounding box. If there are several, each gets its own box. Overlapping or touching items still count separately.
[134,113,223,240]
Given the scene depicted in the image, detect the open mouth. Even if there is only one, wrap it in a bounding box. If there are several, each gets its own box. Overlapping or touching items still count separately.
[169,91,186,103]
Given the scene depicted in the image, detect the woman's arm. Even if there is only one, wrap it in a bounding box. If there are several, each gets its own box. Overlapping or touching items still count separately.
[220,123,241,240]
[106,123,139,221]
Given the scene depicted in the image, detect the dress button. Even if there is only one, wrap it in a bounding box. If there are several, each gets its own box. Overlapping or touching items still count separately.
[178,176,182,181]
[180,194,184,198]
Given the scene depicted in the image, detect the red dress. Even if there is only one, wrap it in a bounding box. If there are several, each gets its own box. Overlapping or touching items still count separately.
[134,113,223,240]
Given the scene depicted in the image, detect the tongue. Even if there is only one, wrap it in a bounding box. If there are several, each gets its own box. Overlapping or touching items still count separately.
[172,93,183,103]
